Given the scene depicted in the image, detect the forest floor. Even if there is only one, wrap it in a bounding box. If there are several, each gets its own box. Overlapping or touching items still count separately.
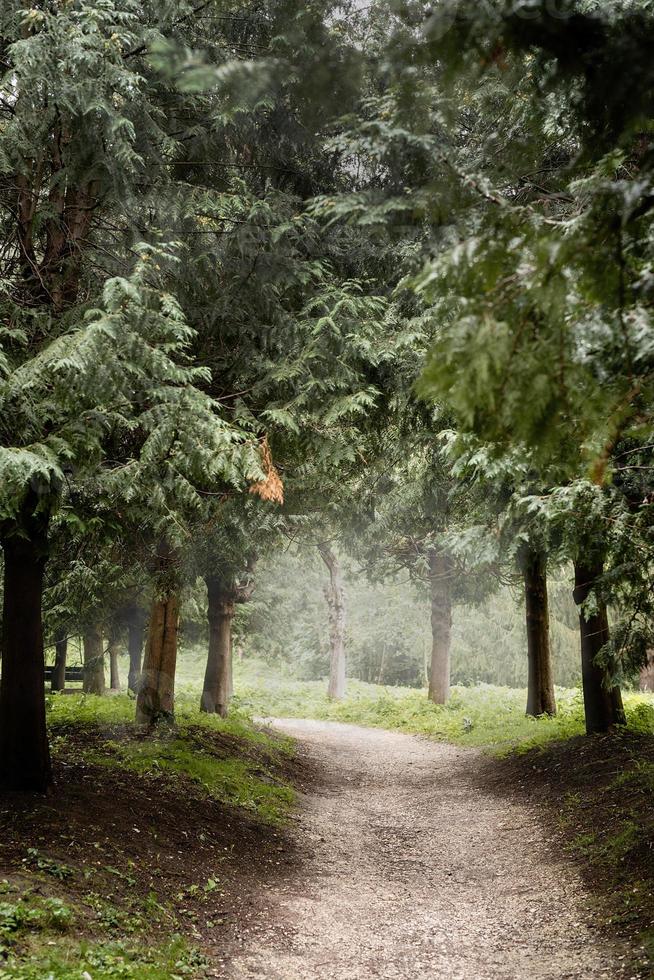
[220,719,645,980]
[0,698,303,978]
[2,693,652,977]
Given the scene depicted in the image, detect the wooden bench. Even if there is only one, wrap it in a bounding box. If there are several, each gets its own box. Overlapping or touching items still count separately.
[45,666,85,684]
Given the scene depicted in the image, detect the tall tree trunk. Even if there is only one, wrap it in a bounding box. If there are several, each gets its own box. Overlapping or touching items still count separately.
[201,577,234,717]
[573,558,626,734]
[318,543,347,700]
[0,524,52,791]
[108,622,121,692]
[127,609,145,695]
[51,629,68,693]
[640,651,654,692]
[428,549,452,705]
[523,549,556,717]
[83,626,105,696]
[136,593,179,725]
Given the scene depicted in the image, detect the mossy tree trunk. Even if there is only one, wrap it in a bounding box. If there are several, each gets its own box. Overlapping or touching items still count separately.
[573,557,625,734]
[428,549,453,705]
[83,625,105,696]
[522,549,556,717]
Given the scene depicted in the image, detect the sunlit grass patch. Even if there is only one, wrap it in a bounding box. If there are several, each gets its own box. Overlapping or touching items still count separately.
[46,690,294,755]
[103,737,293,824]
[233,667,654,752]
[46,692,295,823]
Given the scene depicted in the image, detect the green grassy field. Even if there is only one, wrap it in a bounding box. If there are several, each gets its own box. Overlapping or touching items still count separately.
[225,656,654,753]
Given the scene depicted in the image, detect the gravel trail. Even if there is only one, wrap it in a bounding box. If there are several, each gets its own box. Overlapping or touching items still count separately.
[225,719,627,980]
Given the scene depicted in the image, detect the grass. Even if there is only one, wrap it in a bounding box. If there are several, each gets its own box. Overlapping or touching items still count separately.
[0,688,298,979]
[25,657,654,977]
[47,688,293,756]
[57,647,654,756]
[102,736,294,824]
[552,744,654,972]
[232,663,654,752]
[0,934,205,979]
[47,690,295,825]
[0,883,204,979]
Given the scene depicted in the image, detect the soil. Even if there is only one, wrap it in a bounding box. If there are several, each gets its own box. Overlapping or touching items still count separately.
[0,721,303,967]
[481,729,654,973]
[220,719,635,980]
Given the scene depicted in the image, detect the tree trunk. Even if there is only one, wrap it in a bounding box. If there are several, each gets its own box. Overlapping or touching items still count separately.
[127,609,146,695]
[523,549,556,717]
[83,626,105,695]
[640,651,654,692]
[0,526,52,792]
[136,593,179,725]
[318,543,347,700]
[573,558,626,734]
[51,630,68,693]
[201,577,234,717]
[108,623,121,692]
[428,549,452,705]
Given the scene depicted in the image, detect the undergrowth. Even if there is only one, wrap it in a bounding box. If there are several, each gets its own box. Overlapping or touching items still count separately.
[102,737,293,824]
[233,666,654,752]
[2,693,297,978]
[0,883,203,979]
[46,692,294,825]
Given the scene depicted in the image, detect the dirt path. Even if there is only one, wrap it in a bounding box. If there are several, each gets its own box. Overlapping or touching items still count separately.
[223,720,627,980]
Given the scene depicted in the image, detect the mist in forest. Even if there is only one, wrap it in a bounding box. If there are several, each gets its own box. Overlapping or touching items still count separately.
[172,549,585,692]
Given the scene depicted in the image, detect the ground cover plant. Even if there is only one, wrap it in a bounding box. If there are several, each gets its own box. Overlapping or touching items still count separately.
[234,659,654,752]
[0,698,300,978]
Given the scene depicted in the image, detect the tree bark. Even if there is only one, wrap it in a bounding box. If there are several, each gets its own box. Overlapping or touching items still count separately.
[318,543,347,700]
[83,626,105,696]
[640,651,654,692]
[201,577,234,717]
[127,609,146,695]
[428,549,452,705]
[0,525,52,791]
[136,593,179,725]
[573,558,626,734]
[51,630,68,693]
[108,622,121,692]
[523,549,556,717]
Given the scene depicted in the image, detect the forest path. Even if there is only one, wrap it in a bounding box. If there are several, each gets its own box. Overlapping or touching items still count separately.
[222,720,625,980]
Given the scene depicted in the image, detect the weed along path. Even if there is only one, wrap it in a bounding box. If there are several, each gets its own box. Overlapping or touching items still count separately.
[221,719,627,980]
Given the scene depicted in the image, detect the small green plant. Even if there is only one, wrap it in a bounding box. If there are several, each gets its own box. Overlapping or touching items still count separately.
[0,936,206,979]
[0,894,74,957]
[23,850,74,882]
